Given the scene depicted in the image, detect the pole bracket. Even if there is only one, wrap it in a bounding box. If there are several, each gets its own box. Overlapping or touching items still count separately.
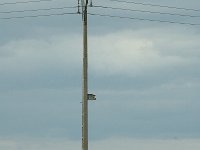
[88,94,96,100]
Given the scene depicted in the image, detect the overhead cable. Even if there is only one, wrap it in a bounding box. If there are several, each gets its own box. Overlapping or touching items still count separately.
[88,13,200,26]
[110,0,200,12]
[0,12,78,20]
[0,6,77,14]
[0,0,52,6]
[0,4,199,26]
[92,5,200,18]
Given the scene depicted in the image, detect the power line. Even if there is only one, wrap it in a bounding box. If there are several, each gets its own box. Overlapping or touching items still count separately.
[0,0,52,6]
[92,5,200,18]
[0,4,199,26]
[1,11,199,26]
[0,12,78,20]
[2,4,199,18]
[0,6,77,14]
[110,0,200,12]
[88,13,200,26]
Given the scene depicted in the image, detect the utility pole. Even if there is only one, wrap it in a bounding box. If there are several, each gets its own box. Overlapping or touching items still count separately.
[82,0,88,149]
[80,1,96,150]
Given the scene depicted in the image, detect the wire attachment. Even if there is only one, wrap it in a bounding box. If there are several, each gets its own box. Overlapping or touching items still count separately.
[89,0,93,7]
[77,0,81,14]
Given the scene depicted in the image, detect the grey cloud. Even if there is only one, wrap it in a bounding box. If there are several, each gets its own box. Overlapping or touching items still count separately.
[1,138,200,150]
[0,35,82,90]
[0,88,82,139]
[0,0,200,141]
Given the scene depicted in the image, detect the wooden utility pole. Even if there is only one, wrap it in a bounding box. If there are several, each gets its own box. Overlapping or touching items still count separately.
[81,1,89,150]
[81,1,96,150]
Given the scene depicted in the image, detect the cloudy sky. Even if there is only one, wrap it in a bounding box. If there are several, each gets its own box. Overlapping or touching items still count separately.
[0,0,200,149]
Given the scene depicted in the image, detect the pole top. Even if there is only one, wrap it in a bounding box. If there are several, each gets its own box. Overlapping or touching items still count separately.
[81,0,88,6]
